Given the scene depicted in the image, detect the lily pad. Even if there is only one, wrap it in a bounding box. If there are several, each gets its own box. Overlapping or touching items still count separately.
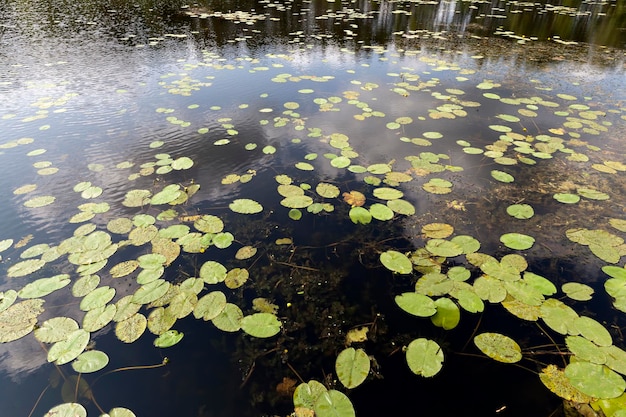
[48,328,90,365]
[44,403,87,417]
[241,313,281,338]
[229,198,263,214]
[506,204,534,219]
[565,362,625,399]
[314,390,355,417]
[72,350,109,373]
[431,297,460,330]
[406,338,444,377]
[500,233,535,250]
[18,274,71,298]
[395,293,436,317]
[115,313,147,343]
[212,303,243,332]
[154,329,184,347]
[335,347,370,389]
[380,250,412,274]
[474,332,522,363]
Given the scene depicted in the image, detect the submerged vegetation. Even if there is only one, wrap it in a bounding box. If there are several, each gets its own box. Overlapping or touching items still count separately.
[0,0,626,416]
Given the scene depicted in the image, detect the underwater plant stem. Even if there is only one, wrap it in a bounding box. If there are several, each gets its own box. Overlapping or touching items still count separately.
[91,357,169,388]
[286,362,305,384]
[27,383,50,417]
[462,312,483,352]
[273,261,319,271]
[74,373,81,402]
[240,361,255,388]
[534,323,567,367]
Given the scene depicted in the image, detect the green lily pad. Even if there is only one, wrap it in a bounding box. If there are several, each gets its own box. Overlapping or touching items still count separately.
[474,332,522,363]
[491,170,514,183]
[24,195,56,208]
[0,299,45,342]
[18,274,71,298]
[506,204,534,219]
[194,291,227,321]
[224,268,249,289]
[212,303,243,332]
[34,317,78,343]
[229,198,263,214]
[115,313,147,343]
[48,328,90,365]
[154,329,184,347]
[132,280,170,305]
[575,316,612,347]
[500,233,535,250]
[199,261,227,284]
[241,313,281,338]
[387,199,415,215]
[194,215,224,234]
[349,206,372,224]
[540,298,579,335]
[562,282,594,301]
[82,304,116,332]
[373,187,403,200]
[7,258,46,278]
[554,193,580,204]
[380,250,413,274]
[565,362,625,399]
[316,183,340,198]
[72,350,109,373]
[44,403,87,417]
[425,239,463,257]
[369,203,394,221]
[213,232,234,249]
[294,380,328,409]
[406,338,444,377]
[395,292,436,317]
[314,390,355,417]
[566,336,607,365]
[281,195,314,209]
[335,347,370,389]
[431,297,460,330]
[80,286,115,311]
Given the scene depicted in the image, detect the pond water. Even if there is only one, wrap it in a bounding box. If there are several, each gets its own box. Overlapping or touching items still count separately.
[1,0,625,416]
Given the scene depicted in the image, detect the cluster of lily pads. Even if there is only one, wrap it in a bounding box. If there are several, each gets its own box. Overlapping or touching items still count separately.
[1,12,626,417]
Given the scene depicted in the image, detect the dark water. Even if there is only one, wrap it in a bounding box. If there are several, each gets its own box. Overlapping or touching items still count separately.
[0,0,625,416]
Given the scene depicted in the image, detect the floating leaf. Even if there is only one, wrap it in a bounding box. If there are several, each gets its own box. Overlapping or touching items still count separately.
[387,199,415,215]
[562,282,594,301]
[500,233,535,250]
[316,183,340,198]
[506,204,534,219]
[422,223,454,239]
[342,191,365,207]
[369,203,394,221]
[199,261,227,284]
[554,193,580,204]
[80,286,115,311]
[44,403,87,417]
[380,250,412,274]
[83,304,116,332]
[235,246,257,260]
[294,380,328,410]
[115,313,147,343]
[48,329,90,365]
[349,206,372,224]
[72,350,109,373]
[565,362,625,399]
[154,329,184,348]
[241,313,281,338]
[539,364,593,403]
[0,299,44,342]
[18,274,70,298]
[7,258,46,277]
[335,347,370,389]
[212,303,243,332]
[24,195,55,208]
[281,195,314,209]
[225,268,249,289]
[491,170,514,183]
[314,390,355,417]
[395,293,436,317]
[406,338,444,377]
[229,199,263,214]
[431,297,460,330]
[132,280,170,305]
[474,332,522,363]
[425,239,463,257]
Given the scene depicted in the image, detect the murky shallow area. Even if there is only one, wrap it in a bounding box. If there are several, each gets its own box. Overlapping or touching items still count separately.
[1,0,625,416]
